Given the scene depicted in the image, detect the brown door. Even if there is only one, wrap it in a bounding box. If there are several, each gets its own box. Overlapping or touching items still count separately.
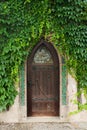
[27,40,60,116]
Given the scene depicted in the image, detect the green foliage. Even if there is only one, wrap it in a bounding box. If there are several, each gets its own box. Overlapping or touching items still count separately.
[0,0,87,111]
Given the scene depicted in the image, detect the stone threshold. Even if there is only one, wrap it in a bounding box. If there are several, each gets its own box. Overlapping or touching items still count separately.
[19,116,68,123]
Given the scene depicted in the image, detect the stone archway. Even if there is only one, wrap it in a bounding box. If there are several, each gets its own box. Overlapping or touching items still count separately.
[27,39,60,116]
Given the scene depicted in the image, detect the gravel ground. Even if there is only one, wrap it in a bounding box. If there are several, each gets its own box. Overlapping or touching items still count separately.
[0,122,87,130]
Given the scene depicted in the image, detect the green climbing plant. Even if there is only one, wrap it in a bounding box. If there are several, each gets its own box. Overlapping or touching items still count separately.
[0,0,87,111]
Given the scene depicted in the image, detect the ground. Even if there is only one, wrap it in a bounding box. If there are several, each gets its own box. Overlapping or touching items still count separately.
[0,122,87,130]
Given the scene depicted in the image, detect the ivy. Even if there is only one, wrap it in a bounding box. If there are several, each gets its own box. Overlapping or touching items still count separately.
[0,0,87,111]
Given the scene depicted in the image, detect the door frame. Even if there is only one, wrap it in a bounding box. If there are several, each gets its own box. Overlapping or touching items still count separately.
[27,39,60,116]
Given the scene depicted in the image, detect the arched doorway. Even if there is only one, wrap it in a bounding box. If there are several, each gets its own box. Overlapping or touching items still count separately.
[27,40,60,116]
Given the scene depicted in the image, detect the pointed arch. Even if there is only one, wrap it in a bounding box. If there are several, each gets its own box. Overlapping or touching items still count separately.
[27,39,60,116]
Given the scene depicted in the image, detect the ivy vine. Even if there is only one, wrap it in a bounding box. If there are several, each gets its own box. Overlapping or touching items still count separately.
[0,0,87,111]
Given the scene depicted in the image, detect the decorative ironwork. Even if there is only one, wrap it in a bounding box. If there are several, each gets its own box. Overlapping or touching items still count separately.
[32,97,58,101]
[33,46,53,64]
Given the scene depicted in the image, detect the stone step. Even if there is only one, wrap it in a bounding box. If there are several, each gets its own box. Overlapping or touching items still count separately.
[0,122,87,130]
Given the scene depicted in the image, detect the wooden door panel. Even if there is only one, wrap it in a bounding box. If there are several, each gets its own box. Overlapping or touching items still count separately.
[30,65,58,116]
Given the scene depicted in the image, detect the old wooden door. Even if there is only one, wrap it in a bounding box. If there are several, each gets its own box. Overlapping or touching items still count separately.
[27,40,60,116]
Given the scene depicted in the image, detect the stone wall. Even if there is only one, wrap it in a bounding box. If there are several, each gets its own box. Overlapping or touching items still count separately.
[0,95,19,123]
